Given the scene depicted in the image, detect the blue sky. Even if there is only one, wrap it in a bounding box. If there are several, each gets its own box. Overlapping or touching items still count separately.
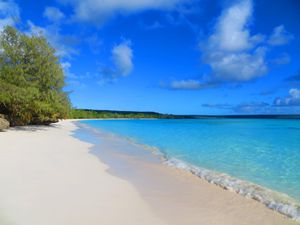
[1,0,300,114]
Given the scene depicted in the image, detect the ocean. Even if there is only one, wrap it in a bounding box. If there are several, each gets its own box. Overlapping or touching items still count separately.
[80,119,300,219]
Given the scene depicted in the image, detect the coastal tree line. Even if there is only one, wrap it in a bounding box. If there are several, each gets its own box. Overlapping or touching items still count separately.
[70,109,185,119]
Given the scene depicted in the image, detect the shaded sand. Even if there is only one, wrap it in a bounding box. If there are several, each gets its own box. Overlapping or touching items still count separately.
[76,121,300,225]
[0,120,298,225]
[0,121,166,225]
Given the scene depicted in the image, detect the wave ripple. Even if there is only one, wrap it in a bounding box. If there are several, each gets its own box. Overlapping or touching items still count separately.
[164,158,300,221]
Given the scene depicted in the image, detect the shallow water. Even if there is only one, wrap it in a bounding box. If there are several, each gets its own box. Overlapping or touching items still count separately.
[80,119,300,203]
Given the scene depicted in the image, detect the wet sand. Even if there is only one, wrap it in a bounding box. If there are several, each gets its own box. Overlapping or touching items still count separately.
[76,121,299,225]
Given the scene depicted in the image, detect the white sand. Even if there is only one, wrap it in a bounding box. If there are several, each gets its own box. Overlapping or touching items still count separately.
[0,120,166,225]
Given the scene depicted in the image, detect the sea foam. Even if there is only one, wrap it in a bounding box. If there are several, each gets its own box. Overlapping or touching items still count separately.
[164,157,300,221]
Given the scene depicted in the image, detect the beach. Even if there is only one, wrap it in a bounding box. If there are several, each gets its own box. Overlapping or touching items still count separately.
[0,120,298,225]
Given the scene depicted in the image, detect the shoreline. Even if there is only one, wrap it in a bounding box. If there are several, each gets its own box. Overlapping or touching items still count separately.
[0,120,299,225]
[77,119,300,221]
[75,120,299,224]
[164,158,300,220]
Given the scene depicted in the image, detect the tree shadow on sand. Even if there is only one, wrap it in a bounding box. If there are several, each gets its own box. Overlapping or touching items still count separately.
[7,123,61,132]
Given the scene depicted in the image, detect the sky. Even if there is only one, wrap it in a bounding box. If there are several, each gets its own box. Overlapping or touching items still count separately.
[1,0,300,115]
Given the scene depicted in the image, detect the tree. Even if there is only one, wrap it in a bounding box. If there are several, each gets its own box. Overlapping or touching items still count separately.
[0,26,71,126]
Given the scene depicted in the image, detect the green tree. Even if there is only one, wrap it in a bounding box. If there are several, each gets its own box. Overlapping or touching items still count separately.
[0,26,71,126]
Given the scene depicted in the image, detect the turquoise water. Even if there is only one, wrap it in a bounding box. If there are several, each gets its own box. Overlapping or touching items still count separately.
[81,119,300,202]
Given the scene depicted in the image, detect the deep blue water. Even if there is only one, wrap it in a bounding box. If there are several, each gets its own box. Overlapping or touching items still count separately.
[80,119,300,201]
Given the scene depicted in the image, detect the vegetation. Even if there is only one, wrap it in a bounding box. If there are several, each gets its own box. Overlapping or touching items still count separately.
[71,109,300,120]
[70,109,190,119]
[0,26,71,126]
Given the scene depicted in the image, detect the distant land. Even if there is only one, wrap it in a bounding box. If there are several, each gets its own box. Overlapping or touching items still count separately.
[71,109,300,120]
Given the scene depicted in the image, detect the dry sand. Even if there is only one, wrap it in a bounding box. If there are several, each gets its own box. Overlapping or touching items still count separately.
[0,121,166,225]
[0,120,298,225]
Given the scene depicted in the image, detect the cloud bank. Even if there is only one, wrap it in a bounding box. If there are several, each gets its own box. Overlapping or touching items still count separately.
[202,0,268,82]
[58,0,186,25]
[164,0,277,90]
[164,0,294,90]
[203,89,300,114]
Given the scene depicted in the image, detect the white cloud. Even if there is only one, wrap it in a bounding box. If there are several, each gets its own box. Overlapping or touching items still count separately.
[0,0,19,31]
[170,79,202,89]
[205,47,268,81]
[61,61,71,70]
[58,0,186,25]
[62,62,93,88]
[160,78,217,90]
[43,7,65,22]
[202,0,268,82]
[290,88,300,98]
[26,20,46,35]
[61,61,77,79]
[202,103,232,109]
[26,21,78,58]
[99,40,134,84]
[268,25,294,46]
[209,0,253,52]
[274,88,300,107]
[112,41,133,76]
[141,21,164,30]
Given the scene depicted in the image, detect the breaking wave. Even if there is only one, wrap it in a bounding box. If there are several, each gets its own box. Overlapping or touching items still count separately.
[164,157,300,221]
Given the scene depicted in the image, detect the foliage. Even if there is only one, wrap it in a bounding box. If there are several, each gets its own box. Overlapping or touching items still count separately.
[70,109,187,119]
[0,26,71,126]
